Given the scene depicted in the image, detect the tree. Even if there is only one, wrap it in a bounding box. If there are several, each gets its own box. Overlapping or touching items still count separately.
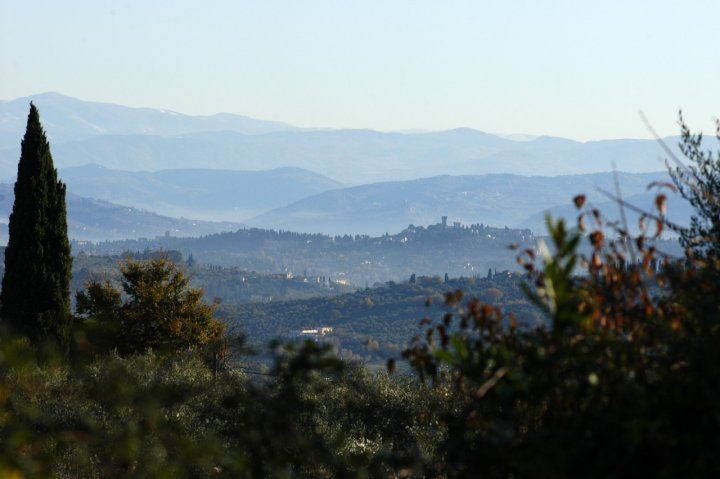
[76,257,225,354]
[0,103,72,347]
[669,113,720,260]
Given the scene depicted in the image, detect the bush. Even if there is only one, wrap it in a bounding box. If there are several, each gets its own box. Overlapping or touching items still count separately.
[75,257,225,355]
[400,120,720,476]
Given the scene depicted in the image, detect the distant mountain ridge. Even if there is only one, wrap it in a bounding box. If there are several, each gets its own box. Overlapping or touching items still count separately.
[246,171,690,236]
[59,164,343,222]
[0,93,693,240]
[0,183,244,244]
[0,93,682,184]
[52,164,697,239]
[0,92,296,148]
[0,128,681,184]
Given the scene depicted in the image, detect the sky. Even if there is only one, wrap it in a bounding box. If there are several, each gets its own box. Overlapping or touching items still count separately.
[1,0,718,141]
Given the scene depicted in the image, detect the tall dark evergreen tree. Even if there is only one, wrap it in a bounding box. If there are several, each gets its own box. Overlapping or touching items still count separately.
[0,103,72,346]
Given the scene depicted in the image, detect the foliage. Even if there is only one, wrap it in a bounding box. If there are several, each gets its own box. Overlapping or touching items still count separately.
[0,104,72,348]
[75,222,535,285]
[669,112,720,260]
[401,126,720,476]
[0,339,240,477]
[221,273,542,362]
[0,334,449,478]
[75,257,225,355]
[2,118,720,476]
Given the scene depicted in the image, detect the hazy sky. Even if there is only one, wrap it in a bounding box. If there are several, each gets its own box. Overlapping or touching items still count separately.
[1,1,718,140]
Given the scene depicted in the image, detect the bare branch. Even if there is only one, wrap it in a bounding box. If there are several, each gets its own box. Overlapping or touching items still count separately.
[613,164,637,264]
[595,186,686,236]
[639,109,689,174]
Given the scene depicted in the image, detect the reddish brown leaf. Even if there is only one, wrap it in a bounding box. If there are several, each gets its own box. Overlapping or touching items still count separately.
[573,194,586,209]
[655,194,667,216]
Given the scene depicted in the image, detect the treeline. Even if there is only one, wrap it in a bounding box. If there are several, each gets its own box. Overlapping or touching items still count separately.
[71,251,356,304]
[74,221,537,284]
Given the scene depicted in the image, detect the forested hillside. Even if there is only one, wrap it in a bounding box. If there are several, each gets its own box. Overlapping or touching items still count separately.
[71,250,356,304]
[75,221,536,284]
[220,273,541,363]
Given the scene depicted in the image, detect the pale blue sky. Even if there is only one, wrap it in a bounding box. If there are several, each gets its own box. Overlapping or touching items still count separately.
[1,0,717,140]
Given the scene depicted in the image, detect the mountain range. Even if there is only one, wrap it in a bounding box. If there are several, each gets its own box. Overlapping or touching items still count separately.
[59,164,342,222]
[0,92,295,149]
[0,93,681,185]
[247,171,690,236]
[0,93,695,241]
[0,128,679,185]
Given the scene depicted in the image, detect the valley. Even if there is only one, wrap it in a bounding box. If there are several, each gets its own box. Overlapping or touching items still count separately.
[2,2,717,474]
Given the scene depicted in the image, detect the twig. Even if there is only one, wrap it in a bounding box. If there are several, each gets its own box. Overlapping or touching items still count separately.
[595,187,685,235]
[638,109,689,174]
[474,366,508,399]
[613,165,637,264]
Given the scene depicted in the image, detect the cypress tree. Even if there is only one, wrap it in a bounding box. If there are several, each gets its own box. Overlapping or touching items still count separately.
[0,103,72,346]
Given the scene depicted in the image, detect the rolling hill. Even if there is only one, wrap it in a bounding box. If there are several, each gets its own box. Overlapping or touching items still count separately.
[0,128,678,184]
[246,171,688,236]
[0,183,243,244]
[59,164,343,222]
